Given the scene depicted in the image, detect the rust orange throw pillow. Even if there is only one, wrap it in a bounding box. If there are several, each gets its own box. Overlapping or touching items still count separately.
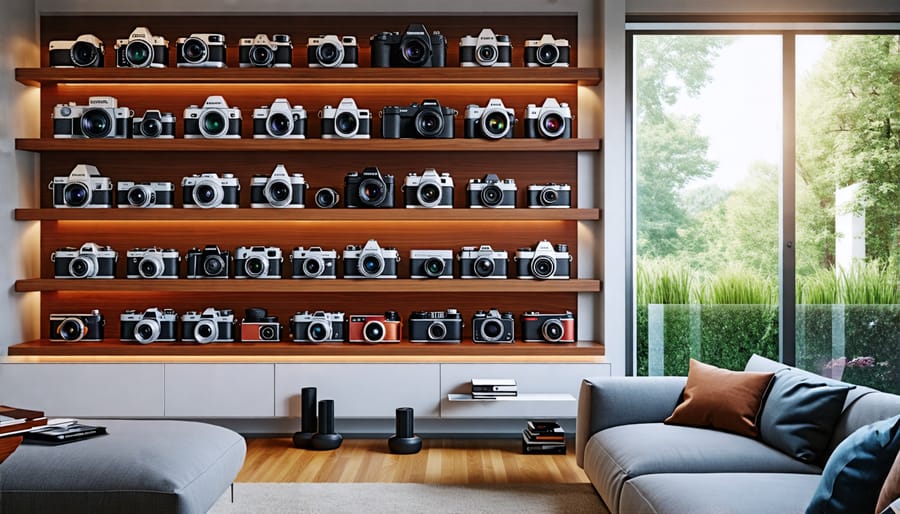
[665,359,775,438]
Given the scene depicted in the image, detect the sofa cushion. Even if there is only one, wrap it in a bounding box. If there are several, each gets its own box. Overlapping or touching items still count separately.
[620,472,821,514]
[665,359,774,438]
[806,414,900,514]
[877,449,900,514]
[760,369,853,464]
[583,422,821,513]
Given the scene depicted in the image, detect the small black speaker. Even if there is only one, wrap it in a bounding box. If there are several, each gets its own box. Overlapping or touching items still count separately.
[388,407,422,454]
[292,387,317,449]
[311,399,343,451]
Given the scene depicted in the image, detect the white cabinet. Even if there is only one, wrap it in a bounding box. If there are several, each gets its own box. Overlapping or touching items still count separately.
[164,364,274,417]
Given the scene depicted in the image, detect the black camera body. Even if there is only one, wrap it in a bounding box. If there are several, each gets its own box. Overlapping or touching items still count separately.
[292,311,346,343]
[49,34,104,68]
[344,167,395,208]
[125,247,181,279]
[185,245,232,279]
[515,240,571,280]
[291,246,338,279]
[472,309,515,343]
[308,35,359,68]
[403,169,454,208]
[117,181,176,208]
[120,308,178,343]
[527,183,571,208]
[459,245,508,279]
[343,239,400,279]
[239,34,292,68]
[116,27,169,68]
[234,246,283,279]
[49,310,105,342]
[408,309,463,343]
[382,99,456,139]
[176,33,227,68]
[133,110,176,139]
[370,24,446,68]
[467,174,517,208]
[180,307,235,343]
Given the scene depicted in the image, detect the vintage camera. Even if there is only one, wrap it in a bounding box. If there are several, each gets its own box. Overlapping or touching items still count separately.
[459,245,508,279]
[291,246,338,279]
[184,96,242,139]
[527,183,571,208]
[240,308,282,342]
[409,249,453,279]
[464,98,516,139]
[467,173,517,208]
[116,181,175,208]
[403,169,453,208]
[408,309,463,343]
[239,34,292,68]
[292,311,345,343]
[133,110,176,139]
[180,307,235,344]
[319,98,372,139]
[120,308,178,344]
[182,173,240,208]
[370,23,446,68]
[520,311,575,343]
[515,240,572,280]
[524,98,572,139]
[253,99,306,139]
[53,96,132,139]
[471,309,515,343]
[250,164,306,208]
[344,167,395,208]
[49,34,104,68]
[52,242,117,279]
[459,28,512,67]
[234,246,283,279]
[314,187,341,209]
[176,33,227,68]
[307,35,359,68]
[49,164,113,208]
[126,247,180,279]
[524,34,570,67]
[348,312,402,344]
[382,99,456,139]
[115,27,169,68]
[49,310,105,342]
[343,239,400,279]
[185,245,232,279]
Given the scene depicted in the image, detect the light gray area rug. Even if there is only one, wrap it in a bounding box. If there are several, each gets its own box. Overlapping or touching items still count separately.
[209,482,608,514]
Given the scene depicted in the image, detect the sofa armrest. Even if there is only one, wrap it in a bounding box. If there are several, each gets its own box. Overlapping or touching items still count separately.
[576,376,687,467]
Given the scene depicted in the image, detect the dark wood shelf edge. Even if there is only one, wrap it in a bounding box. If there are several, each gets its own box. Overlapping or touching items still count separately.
[6,339,605,357]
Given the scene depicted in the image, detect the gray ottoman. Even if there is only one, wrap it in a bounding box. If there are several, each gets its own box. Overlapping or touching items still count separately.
[0,419,246,514]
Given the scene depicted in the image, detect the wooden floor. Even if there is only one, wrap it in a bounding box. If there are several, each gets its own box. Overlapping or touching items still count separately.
[237,438,589,484]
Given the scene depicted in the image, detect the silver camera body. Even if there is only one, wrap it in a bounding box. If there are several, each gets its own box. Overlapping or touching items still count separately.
[527,183,572,208]
[115,27,169,68]
[343,239,400,279]
[116,181,176,208]
[459,28,512,67]
[53,96,132,139]
[524,33,570,67]
[182,173,241,208]
[253,98,307,139]
[120,307,178,343]
[51,242,118,279]
[239,33,292,68]
[291,246,338,279]
[319,97,372,139]
[49,34,104,67]
[308,35,359,68]
[180,307,235,344]
[409,249,454,279]
[250,164,306,208]
[183,95,242,139]
[133,110,176,139]
[176,33,227,68]
[467,173,517,208]
[464,98,516,139]
[234,245,283,279]
[292,311,346,343]
[515,240,572,280]
[403,169,454,208]
[126,247,181,279]
[458,245,509,279]
[49,164,113,208]
[524,97,573,139]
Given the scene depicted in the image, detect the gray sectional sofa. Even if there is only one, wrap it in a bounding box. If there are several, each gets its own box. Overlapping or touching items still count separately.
[576,355,900,514]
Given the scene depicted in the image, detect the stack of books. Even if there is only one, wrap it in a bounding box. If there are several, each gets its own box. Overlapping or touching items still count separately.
[471,378,517,399]
[521,419,566,454]
[0,405,47,436]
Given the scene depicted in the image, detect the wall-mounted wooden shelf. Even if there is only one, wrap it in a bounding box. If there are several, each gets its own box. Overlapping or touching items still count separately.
[15,138,601,153]
[15,67,602,87]
[15,278,602,293]
[15,208,601,222]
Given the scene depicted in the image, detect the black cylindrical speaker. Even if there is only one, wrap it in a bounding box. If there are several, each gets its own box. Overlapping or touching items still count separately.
[311,399,342,450]
[388,407,422,454]
[292,387,317,449]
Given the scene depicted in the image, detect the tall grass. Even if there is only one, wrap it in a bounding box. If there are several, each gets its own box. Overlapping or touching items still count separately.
[798,268,839,304]
[636,259,693,305]
[798,260,900,305]
[698,265,777,305]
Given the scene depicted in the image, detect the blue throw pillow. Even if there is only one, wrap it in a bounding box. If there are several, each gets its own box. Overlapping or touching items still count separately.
[806,414,900,514]
[759,369,853,464]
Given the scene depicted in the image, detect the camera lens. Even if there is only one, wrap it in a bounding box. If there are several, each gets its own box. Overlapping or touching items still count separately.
[335,112,358,137]
[267,112,292,137]
[203,255,225,276]
[194,320,217,344]
[134,319,160,344]
[69,256,94,278]
[531,255,557,279]
[415,109,444,138]
[81,108,113,138]
[539,112,566,138]
[363,320,385,343]
[128,185,153,207]
[400,38,429,66]
[483,111,509,138]
[140,117,162,137]
[360,253,384,278]
[245,256,267,278]
[308,320,330,342]
[265,179,292,207]
[473,256,495,278]
[537,43,560,66]
[200,110,227,137]
[139,257,162,278]
[259,325,278,341]
[476,44,498,66]
[63,183,90,207]
[71,41,99,66]
[303,258,323,278]
[542,319,565,342]
[182,37,208,63]
[427,321,447,341]
[417,182,442,207]
[424,256,446,278]
[250,45,274,66]
[480,318,504,342]
[540,187,559,206]
[316,42,343,67]
[315,188,339,208]
[125,40,152,67]
[193,180,224,208]
[58,318,87,341]
[480,184,503,207]
[358,178,386,207]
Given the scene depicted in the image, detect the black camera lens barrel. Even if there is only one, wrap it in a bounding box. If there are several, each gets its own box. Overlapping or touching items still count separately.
[531,255,557,279]
[540,187,559,205]
[71,41,101,67]
[250,45,274,66]
[414,109,444,137]
[423,256,446,277]
[125,40,153,67]
[203,255,225,276]
[315,187,340,208]
[473,256,495,278]
[63,182,91,207]
[81,108,113,138]
[427,321,447,341]
[364,320,386,342]
[58,318,88,341]
[542,319,565,342]
[480,184,503,207]
[358,177,387,207]
[182,37,208,63]
[537,42,561,66]
[480,318,504,341]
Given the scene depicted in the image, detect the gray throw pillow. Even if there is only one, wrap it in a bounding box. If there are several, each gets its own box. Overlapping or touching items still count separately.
[759,369,853,464]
